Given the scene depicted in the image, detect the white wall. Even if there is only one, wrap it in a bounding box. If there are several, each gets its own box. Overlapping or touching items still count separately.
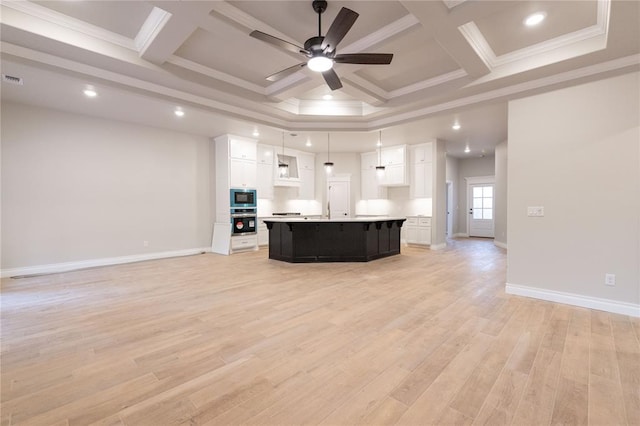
[456,156,495,235]
[494,141,508,247]
[1,103,212,272]
[507,71,639,314]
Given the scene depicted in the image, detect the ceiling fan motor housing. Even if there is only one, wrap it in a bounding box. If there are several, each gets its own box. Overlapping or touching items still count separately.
[312,0,328,14]
[304,36,327,56]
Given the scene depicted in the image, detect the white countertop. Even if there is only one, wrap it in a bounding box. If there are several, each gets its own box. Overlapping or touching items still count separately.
[263,216,406,223]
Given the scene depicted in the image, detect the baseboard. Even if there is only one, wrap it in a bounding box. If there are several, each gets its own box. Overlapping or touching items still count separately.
[453,233,469,238]
[1,247,211,278]
[506,283,640,318]
[494,240,508,249]
[430,243,446,250]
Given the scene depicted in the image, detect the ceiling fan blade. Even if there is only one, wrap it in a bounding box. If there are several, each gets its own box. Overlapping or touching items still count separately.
[266,62,307,82]
[321,7,359,53]
[250,30,307,55]
[334,53,394,65]
[322,68,343,91]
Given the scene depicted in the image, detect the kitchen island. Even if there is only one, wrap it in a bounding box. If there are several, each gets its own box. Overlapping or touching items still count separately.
[263,217,406,263]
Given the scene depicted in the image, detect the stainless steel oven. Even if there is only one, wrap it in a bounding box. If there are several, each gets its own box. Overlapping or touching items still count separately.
[230,214,257,236]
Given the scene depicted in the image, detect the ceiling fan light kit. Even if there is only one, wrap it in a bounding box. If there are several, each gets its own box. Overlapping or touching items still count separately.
[250,0,393,91]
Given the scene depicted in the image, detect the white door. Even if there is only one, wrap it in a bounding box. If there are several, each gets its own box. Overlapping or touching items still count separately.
[327,177,350,219]
[468,183,494,238]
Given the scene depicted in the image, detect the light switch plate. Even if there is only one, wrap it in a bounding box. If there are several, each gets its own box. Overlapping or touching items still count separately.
[527,206,544,217]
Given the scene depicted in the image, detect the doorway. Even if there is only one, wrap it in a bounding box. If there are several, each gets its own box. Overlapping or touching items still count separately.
[327,175,351,219]
[466,176,495,238]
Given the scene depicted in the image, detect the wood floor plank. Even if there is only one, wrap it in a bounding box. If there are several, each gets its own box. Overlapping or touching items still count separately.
[1,240,638,425]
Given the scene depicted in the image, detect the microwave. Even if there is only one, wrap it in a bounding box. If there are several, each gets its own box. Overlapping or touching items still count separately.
[230,188,257,209]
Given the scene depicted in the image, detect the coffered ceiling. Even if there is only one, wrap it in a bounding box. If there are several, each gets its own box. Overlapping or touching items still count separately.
[1,0,638,155]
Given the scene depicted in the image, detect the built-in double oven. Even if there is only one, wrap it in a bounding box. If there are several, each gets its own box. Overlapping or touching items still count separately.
[230,188,257,236]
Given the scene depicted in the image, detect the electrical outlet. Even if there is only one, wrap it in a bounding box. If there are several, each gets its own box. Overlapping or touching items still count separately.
[605,273,616,286]
[143,240,149,247]
[527,206,544,217]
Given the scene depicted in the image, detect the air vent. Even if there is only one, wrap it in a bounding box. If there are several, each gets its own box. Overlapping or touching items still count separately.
[2,74,24,85]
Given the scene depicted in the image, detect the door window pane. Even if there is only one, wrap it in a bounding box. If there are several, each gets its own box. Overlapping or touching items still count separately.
[473,187,483,197]
[473,198,483,208]
[484,209,493,220]
[483,186,493,197]
[483,198,493,208]
[473,209,483,219]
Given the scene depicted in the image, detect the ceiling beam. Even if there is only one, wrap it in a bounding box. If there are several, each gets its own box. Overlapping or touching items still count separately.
[400,1,491,78]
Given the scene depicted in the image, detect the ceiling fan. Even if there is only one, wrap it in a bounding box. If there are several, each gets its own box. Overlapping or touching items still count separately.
[249,0,393,91]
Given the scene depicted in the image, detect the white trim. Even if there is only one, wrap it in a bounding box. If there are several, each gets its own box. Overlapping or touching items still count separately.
[2,0,135,50]
[430,243,447,250]
[465,175,495,184]
[458,0,611,69]
[506,283,640,318]
[453,233,469,238]
[1,248,210,279]
[389,69,468,99]
[135,7,173,54]
[494,240,508,249]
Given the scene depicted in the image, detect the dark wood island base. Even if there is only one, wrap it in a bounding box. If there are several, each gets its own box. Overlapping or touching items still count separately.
[264,218,406,263]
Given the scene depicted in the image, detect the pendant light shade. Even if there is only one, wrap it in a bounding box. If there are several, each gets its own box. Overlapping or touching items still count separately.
[376,130,385,177]
[324,133,334,174]
[278,132,288,177]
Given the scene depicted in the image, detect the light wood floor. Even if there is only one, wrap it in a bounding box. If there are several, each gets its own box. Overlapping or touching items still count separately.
[1,239,638,425]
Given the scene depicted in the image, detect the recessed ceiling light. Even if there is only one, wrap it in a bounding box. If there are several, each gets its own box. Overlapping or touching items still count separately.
[322,94,333,100]
[83,88,97,98]
[452,123,461,130]
[252,129,260,137]
[464,146,470,153]
[306,139,312,147]
[174,108,185,117]
[524,12,546,27]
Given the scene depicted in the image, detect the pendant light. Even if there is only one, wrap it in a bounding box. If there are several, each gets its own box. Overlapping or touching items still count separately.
[278,131,288,177]
[324,133,334,174]
[376,130,385,177]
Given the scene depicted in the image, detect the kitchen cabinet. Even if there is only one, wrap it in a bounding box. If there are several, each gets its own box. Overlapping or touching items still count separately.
[257,144,274,199]
[230,138,257,161]
[229,157,257,188]
[297,152,315,200]
[257,218,269,246]
[380,145,408,186]
[410,143,433,198]
[405,216,431,245]
[360,151,388,199]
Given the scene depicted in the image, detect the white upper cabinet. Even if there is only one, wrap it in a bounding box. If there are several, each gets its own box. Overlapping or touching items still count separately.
[410,143,433,199]
[257,144,274,165]
[229,138,257,161]
[380,144,408,186]
[256,144,274,199]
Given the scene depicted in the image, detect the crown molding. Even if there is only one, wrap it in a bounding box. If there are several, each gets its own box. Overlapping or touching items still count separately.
[443,0,470,10]
[458,0,611,70]
[340,14,421,55]
[1,0,135,50]
[168,55,266,95]
[370,54,639,128]
[389,69,468,98]
[135,7,173,54]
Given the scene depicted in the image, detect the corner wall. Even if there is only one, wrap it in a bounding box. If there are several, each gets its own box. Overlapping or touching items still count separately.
[507,71,640,316]
[494,141,508,248]
[1,103,212,275]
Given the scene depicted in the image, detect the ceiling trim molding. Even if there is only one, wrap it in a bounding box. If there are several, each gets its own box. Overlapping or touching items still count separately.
[134,7,173,54]
[209,1,302,51]
[340,14,421,54]
[370,53,639,128]
[389,69,468,98]
[343,74,390,100]
[458,0,611,70]
[1,0,135,50]
[443,0,470,10]
[168,55,266,95]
